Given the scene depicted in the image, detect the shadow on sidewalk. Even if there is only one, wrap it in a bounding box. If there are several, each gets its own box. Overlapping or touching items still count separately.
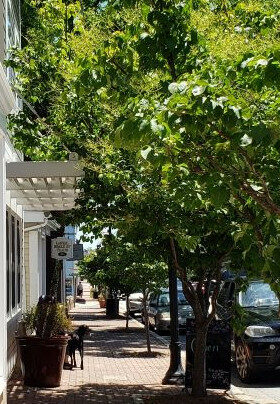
[7,382,234,404]
[74,298,86,304]
[80,325,168,359]
[69,307,169,359]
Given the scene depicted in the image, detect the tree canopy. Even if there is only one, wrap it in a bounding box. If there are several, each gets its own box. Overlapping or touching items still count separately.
[8,0,280,397]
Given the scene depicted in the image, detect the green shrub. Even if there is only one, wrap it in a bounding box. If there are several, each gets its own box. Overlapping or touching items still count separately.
[23,301,72,339]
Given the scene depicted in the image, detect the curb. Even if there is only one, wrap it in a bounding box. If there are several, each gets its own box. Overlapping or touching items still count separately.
[120,308,263,404]
[228,386,279,404]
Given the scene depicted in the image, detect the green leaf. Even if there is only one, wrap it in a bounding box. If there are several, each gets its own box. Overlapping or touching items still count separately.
[141,146,152,160]
[168,82,179,94]
[273,248,280,265]
[209,186,230,208]
[240,134,252,147]
[192,85,206,96]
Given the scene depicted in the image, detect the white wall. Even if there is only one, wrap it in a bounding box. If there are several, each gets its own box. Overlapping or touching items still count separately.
[29,230,39,306]
[0,132,7,394]
[24,225,51,308]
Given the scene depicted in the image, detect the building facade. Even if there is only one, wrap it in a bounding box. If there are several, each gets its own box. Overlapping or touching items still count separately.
[64,225,77,301]
[0,2,83,401]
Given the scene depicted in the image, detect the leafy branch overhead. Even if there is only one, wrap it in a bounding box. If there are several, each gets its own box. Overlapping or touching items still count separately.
[8,0,280,397]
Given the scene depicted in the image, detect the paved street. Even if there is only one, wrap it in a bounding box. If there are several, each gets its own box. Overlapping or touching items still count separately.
[175,335,280,404]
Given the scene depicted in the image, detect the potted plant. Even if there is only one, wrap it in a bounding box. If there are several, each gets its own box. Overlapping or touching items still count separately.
[98,292,106,308]
[16,296,71,387]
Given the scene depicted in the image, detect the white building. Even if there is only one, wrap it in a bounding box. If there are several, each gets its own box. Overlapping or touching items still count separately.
[64,225,77,301]
[0,1,83,401]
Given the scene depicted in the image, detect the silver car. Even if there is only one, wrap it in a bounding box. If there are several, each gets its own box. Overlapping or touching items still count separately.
[128,292,143,314]
[147,288,193,333]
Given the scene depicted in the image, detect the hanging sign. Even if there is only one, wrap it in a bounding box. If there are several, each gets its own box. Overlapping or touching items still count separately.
[185,318,231,389]
[51,237,74,260]
[67,243,84,261]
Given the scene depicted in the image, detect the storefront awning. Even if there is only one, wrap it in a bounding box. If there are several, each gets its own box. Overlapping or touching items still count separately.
[6,160,84,211]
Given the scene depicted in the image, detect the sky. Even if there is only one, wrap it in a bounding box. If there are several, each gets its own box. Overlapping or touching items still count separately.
[76,229,101,251]
[76,226,117,251]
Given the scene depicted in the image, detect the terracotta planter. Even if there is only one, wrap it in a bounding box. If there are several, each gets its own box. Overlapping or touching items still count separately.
[98,299,106,308]
[17,336,69,387]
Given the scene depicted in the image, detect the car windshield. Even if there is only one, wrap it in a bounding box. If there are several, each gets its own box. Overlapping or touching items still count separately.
[239,281,279,308]
[158,291,188,306]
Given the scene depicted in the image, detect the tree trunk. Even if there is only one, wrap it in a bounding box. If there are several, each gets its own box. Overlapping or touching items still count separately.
[125,294,130,331]
[191,323,208,397]
[276,292,280,318]
[162,257,184,384]
[143,294,151,355]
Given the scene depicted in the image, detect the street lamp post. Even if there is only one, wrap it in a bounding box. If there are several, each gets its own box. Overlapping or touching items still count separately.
[162,261,184,385]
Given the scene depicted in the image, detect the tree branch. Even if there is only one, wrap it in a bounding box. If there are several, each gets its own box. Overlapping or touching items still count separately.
[169,237,203,318]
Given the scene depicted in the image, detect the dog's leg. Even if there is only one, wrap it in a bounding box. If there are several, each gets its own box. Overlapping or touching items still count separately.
[79,347,83,370]
[73,350,77,368]
[70,350,74,370]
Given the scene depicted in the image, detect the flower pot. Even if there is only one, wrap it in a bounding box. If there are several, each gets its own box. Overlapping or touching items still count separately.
[98,299,106,308]
[106,297,119,318]
[17,336,69,387]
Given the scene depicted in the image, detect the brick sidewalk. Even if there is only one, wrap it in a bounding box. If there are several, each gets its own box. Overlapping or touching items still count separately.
[7,283,238,404]
[7,295,183,403]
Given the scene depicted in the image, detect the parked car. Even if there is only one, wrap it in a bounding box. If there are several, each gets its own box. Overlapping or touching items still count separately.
[128,292,143,314]
[146,286,193,333]
[216,279,280,383]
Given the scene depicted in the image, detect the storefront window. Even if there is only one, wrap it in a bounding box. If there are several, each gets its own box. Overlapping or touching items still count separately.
[6,209,22,315]
[17,220,21,305]
[11,216,15,309]
[6,211,9,313]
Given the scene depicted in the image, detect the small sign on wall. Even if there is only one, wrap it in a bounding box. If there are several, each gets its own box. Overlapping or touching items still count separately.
[51,237,74,260]
[67,243,84,261]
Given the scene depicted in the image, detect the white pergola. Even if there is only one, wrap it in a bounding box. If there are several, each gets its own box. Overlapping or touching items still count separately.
[6,160,84,211]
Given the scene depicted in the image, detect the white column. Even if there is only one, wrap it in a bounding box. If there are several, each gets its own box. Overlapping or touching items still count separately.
[0,134,7,388]
[41,232,46,295]
[21,229,26,312]
[29,231,39,306]
[38,231,42,296]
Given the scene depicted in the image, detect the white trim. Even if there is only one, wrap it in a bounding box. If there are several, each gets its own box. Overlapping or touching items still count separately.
[6,161,84,211]
[24,219,48,232]
[6,160,84,178]
[46,220,60,231]
[0,63,16,115]
[24,211,45,223]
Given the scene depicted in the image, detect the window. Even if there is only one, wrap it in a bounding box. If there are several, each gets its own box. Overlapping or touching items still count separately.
[157,291,188,307]
[149,295,158,307]
[217,282,232,305]
[6,208,22,315]
[11,216,15,309]
[17,220,21,304]
[239,281,278,308]
[6,212,9,313]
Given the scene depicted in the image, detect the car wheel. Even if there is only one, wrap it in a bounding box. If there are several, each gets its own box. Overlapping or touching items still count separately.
[235,341,255,383]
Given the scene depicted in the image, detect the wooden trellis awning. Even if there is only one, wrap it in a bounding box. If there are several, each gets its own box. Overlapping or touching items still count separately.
[6,160,84,211]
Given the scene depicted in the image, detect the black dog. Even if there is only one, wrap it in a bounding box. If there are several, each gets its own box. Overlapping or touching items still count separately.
[65,325,90,370]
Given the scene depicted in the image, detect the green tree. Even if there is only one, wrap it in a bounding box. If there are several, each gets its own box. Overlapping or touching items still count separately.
[8,0,280,397]
[79,237,168,353]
